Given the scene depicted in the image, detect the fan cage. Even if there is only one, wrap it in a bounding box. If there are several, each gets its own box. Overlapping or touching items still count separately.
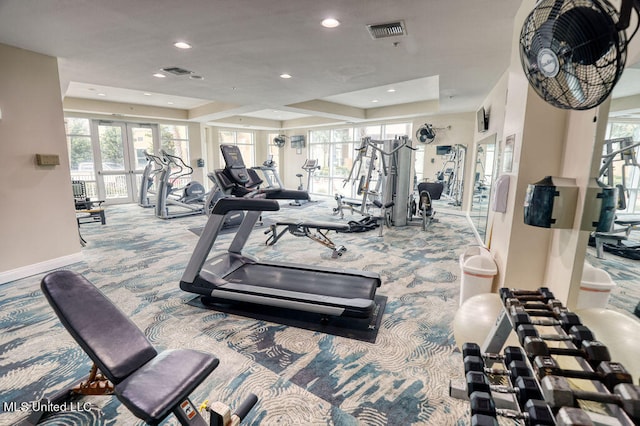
[519,0,628,110]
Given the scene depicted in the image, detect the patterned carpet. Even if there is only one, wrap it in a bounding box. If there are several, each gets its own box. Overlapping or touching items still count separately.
[0,199,638,425]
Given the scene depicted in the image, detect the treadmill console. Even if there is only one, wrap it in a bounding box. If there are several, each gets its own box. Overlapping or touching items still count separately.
[221,144,250,183]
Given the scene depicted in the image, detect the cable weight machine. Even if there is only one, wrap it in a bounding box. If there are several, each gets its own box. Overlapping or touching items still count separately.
[335,135,415,231]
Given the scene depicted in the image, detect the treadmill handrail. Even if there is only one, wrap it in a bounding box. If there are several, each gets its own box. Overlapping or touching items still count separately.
[211,197,279,215]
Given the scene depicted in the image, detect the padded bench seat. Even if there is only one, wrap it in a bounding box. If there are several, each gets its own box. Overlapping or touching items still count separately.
[274,220,350,231]
[116,349,219,424]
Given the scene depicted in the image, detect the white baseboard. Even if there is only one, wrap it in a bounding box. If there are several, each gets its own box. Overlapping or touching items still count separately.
[0,252,84,284]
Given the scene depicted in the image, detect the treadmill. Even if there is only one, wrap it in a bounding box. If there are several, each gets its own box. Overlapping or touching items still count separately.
[180,147,382,319]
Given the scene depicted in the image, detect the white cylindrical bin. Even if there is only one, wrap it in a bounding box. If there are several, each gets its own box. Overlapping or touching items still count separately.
[459,246,498,306]
[577,263,616,310]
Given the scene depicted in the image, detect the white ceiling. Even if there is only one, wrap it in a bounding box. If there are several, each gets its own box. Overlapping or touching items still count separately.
[0,0,552,127]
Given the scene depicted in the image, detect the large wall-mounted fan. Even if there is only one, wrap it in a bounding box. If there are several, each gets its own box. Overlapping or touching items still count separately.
[520,0,639,110]
[416,124,436,144]
[273,135,286,148]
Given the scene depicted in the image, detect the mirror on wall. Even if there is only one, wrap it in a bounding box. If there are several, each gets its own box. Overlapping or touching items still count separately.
[470,134,497,241]
[417,143,466,210]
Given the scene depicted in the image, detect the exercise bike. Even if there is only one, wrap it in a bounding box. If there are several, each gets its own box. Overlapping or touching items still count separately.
[290,159,320,206]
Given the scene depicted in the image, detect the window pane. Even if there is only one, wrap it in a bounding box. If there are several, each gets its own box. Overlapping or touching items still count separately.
[332,128,352,142]
[65,117,90,135]
[312,176,331,195]
[131,127,154,170]
[332,143,353,178]
[357,125,381,139]
[236,132,252,145]
[219,131,234,144]
[98,125,125,170]
[68,136,94,172]
[310,130,330,143]
[384,123,411,139]
[237,144,254,166]
[161,125,189,161]
[309,144,330,176]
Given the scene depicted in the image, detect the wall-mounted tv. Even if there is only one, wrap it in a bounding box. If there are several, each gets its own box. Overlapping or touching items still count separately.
[436,145,452,155]
[477,106,488,133]
[291,135,306,149]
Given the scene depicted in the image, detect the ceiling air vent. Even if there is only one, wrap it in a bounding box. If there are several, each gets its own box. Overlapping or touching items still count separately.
[366,20,407,39]
[161,66,193,76]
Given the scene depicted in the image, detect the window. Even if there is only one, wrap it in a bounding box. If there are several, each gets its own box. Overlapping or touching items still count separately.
[161,124,189,159]
[66,117,97,198]
[219,130,255,166]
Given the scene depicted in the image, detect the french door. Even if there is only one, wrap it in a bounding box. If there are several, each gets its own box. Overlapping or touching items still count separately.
[90,121,159,204]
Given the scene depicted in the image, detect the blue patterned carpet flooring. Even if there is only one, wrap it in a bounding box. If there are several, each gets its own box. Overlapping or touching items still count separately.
[0,200,637,425]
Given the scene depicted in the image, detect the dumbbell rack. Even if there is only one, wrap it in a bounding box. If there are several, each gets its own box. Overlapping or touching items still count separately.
[449,287,638,426]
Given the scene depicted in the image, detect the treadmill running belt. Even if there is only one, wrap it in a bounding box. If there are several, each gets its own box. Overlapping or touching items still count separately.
[223,263,378,300]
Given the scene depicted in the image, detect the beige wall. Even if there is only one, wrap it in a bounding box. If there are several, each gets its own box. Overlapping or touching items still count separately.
[0,43,80,278]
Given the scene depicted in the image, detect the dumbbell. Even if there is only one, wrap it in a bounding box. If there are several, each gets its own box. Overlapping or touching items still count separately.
[555,407,595,426]
[462,342,526,366]
[517,325,611,369]
[499,287,555,303]
[466,371,543,409]
[541,375,640,422]
[464,355,532,381]
[534,355,633,392]
[504,296,564,312]
[469,391,555,425]
[510,306,582,331]
[516,323,595,347]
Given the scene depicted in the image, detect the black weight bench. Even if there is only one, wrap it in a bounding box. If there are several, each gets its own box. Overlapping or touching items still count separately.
[265,220,348,258]
[33,270,256,425]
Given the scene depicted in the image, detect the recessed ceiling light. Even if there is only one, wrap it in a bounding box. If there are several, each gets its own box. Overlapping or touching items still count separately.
[322,18,340,28]
[98,93,106,97]
[387,88,396,93]
[372,99,379,103]
[167,101,174,105]
[153,73,166,78]
[280,73,292,79]
[174,41,192,49]
[143,92,152,96]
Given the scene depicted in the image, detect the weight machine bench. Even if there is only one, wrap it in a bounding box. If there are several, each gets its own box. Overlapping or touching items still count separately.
[31,270,256,425]
[265,220,348,258]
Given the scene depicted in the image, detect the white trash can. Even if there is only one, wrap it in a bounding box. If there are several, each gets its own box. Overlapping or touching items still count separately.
[577,262,616,310]
[459,246,498,306]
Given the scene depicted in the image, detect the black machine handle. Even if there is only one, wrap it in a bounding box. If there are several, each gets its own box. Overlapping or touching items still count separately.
[259,189,310,200]
[210,197,280,215]
[234,393,258,420]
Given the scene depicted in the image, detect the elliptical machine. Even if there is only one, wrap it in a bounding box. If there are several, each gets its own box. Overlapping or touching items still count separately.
[290,159,320,206]
[155,150,207,219]
[138,150,164,208]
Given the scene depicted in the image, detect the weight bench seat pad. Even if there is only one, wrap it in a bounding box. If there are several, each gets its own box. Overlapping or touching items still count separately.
[277,221,350,231]
[116,349,220,424]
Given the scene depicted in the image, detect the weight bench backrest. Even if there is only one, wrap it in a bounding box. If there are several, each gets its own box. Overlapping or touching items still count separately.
[41,270,158,384]
[418,182,444,201]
